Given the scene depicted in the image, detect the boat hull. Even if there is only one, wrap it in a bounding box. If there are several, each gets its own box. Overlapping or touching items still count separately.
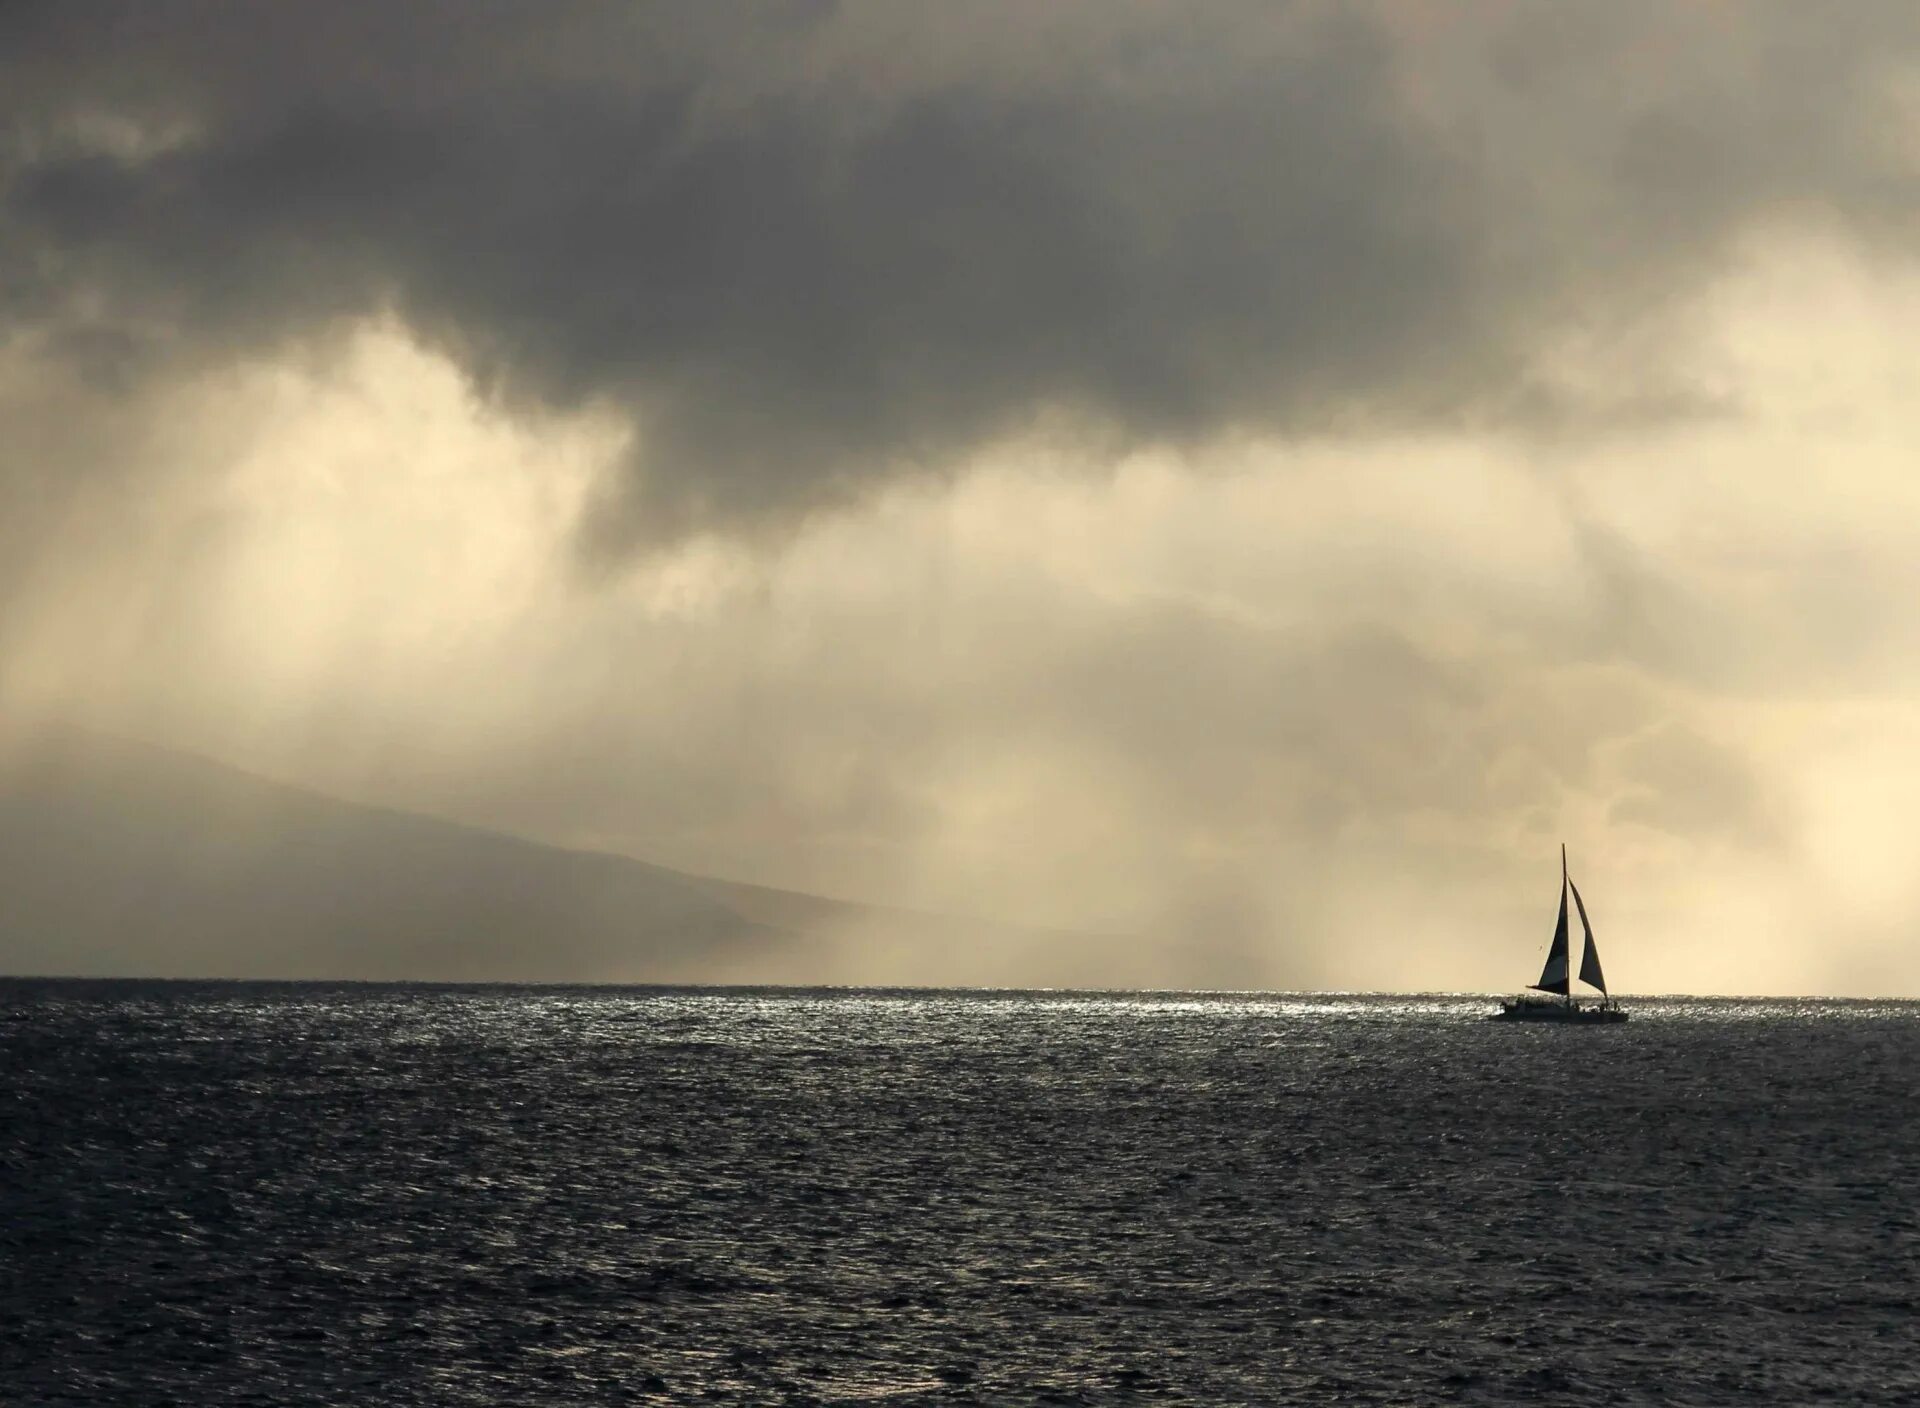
[1489,1000,1627,1024]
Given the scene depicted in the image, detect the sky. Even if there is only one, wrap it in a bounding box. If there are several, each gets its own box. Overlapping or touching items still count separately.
[6,2,1920,993]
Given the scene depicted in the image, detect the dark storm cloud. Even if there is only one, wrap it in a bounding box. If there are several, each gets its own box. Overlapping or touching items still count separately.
[7,2,1920,547]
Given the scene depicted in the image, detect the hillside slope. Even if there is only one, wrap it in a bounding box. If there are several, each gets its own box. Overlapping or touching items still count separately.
[0,730,1110,983]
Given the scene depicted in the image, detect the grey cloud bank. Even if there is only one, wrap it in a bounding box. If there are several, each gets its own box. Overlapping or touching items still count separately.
[6,2,1917,543]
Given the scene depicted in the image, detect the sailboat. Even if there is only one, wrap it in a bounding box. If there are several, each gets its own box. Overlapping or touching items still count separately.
[1491,844,1627,1023]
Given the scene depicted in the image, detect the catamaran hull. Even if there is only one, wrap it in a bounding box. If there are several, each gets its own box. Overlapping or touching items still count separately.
[1489,1002,1628,1024]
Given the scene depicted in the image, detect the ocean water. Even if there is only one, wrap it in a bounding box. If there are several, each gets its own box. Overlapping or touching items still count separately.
[4,983,1918,1405]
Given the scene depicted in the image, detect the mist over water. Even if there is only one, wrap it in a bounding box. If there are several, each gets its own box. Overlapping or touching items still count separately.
[6,983,1918,1405]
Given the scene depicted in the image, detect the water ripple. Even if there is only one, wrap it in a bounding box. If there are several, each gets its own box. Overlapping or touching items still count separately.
[4,983,1918,1404]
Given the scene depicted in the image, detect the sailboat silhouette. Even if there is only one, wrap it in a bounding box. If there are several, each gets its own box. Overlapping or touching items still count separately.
[1492,845,1628,1023]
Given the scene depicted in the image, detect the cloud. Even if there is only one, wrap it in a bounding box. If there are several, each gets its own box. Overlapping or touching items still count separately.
[6,2,1920,549]
[1606,721,1775,845]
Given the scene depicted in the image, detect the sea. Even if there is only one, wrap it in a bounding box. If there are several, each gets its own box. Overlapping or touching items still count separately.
[4,983,1918,1406]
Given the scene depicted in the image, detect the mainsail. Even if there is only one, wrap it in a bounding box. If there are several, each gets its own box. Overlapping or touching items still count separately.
[1571,880,1606,994]
[1531,846,1572,995]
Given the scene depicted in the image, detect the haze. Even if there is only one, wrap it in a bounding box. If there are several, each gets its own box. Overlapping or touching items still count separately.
[6,3,1920,994]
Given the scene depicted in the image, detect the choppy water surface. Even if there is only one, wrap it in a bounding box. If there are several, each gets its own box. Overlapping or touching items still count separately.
[5,984,1919,1405]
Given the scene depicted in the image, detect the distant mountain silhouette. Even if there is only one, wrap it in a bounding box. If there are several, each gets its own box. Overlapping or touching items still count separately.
[0,729,1111,983]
